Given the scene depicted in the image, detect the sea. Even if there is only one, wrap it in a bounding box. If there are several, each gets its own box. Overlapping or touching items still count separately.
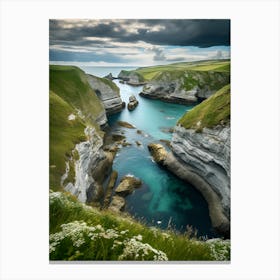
[80,66,217,238]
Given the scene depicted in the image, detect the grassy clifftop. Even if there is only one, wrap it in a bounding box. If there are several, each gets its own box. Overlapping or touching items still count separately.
[178,84,230,130]
[121,60,230,93]
[50,191,230,261]
[135,59,230,81]
[50,65,104,124]
[49,65,105,190]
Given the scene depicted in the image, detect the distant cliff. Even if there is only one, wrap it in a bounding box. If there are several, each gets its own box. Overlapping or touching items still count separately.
[87,74,124,115]
[118,60,230,104]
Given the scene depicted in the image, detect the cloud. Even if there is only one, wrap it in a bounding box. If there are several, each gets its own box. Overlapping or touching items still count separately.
[50,19,230,48]
[149,47,166,61]
[49,19,230,65]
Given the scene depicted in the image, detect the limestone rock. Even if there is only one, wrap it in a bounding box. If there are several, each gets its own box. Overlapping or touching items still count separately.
[118,70,146,86]
[171,124,230,218]
[64,127,107,203]
[87,74,123,115]
[127,95,139,111]
[140,71,229,104]
[115,175,142,196]
[147,143,168,165]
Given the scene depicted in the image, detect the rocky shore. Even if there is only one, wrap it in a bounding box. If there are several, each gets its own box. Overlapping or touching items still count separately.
[148,138,230,238]
[140,70,229,104]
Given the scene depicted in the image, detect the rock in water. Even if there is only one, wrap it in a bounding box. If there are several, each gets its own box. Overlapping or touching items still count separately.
[115,175,142,196]
[147,143,168,165]
[117,121,136,129]
[127,95,139,111]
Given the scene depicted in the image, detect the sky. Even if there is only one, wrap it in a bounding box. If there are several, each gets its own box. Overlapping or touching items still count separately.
[49,19,230,67]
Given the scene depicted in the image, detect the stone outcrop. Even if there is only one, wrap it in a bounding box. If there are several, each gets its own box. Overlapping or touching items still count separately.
[127,95,139,111]
[118,70,146,86]
[148,143,168,164]
[103,73,115,80]
[87,74,123,115]
[148,128,230,238]
[108,195,126,212]
[115,175,142,196]
[63,127,113,204]
[171,125,230,218]
[140,71,229,104]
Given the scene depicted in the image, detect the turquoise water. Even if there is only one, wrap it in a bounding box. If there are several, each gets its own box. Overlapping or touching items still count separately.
[82,66,217,238]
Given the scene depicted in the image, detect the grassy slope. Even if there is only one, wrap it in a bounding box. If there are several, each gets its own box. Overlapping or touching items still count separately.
[50,65,104,124]
[121,60,230,93]
[89,74,120,94]
[178,84,230,130]
[50,191,230,261]
[134,60,230,81]
[49,65,104,190]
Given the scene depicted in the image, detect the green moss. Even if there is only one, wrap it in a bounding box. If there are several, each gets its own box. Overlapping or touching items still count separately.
[178,84,230,130]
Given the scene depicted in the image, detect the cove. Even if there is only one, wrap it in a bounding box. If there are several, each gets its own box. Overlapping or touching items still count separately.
[82,66,218,238]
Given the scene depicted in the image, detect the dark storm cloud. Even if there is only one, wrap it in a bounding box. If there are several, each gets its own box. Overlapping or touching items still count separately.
[49,19,230,48]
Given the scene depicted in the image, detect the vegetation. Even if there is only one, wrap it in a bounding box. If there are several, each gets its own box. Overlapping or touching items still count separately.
[178,84,230,130]
[49,65,104,190]
[134,59,230,81]
[50,191,230,261]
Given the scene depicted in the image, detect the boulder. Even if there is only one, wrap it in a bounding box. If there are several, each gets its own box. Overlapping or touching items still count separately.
[115,175,142,196]
[147,143,168,165]
[127,95,139,111]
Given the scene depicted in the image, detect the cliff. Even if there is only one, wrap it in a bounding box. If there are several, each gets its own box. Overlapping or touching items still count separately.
[49,65,114,203]
[118,70,146,86]
[118,60,230,104]
[148,85,231,236]
[86,74,124,115]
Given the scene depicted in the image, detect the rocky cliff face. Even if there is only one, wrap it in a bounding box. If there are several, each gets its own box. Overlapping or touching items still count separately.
[140,71,229,104]
[118,70,146,86]
[171,125,230,218]
[87,74,124,115]
[63,127,112,204]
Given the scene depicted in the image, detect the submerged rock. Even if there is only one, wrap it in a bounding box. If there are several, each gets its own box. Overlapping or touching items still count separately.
[115,175,142,196]
[117,120,136,129]
[127,95,139,111]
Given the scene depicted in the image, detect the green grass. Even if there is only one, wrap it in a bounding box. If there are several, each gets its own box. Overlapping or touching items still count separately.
[49,65,105,190]
[97,76,120,94]
[178,84,230,130]
[50,191,230,261]
[50,65,104,125]
[133,60,230,81]
[49,90,86,190]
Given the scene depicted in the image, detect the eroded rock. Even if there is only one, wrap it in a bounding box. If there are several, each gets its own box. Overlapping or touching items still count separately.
[115,175,142,196]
